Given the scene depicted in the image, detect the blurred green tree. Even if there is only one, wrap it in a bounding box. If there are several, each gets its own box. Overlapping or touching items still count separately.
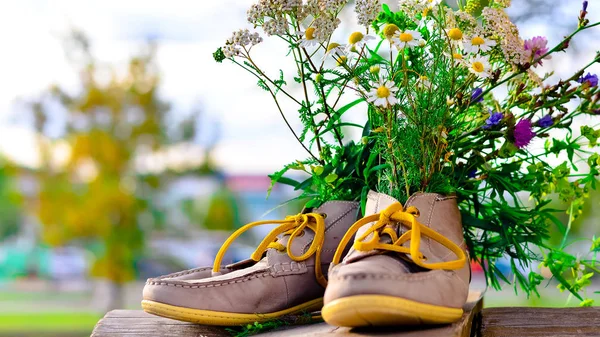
[202,185,241,231]
[30,31,206,309]
[0,160,23,240]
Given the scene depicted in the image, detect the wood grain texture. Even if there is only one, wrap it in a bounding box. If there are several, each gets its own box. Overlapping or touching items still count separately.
[91,292,483,337]
[481,307,600,337]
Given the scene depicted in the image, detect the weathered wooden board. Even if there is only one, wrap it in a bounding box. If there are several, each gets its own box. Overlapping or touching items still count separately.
[91,291,483,337]
[480,307,600,337]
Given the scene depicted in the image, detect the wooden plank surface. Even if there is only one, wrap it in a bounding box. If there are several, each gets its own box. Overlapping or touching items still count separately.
[91,291,483,337]
[481,307,600,337]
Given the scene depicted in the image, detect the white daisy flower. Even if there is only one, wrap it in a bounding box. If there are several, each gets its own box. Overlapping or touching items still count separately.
[425,0,442,8]
[297,27,320,48]
[464,35,497,54]
[446,28,464,47]
[322,42,347,61]
[468,55,491,78]
[346,31,375,53]
[335,55,351,68]
[392,30,423,50]
[445,52,466,66]
[416,75,432,89]
[367,78,399,108]
[417,17,436,33]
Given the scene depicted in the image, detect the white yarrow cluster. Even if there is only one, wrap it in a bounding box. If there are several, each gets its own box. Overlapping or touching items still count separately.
[247,0,302,24]
[313,14,341,41]
[355,0,380,27]
[318,0,348,12]
[223,29,263,58]
[397,0,427,17]
[482,7,527,65]
[262,17,289,36]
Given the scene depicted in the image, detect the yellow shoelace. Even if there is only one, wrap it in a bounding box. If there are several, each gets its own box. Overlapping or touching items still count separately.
[212,213,328,287]
[332,202,466,270]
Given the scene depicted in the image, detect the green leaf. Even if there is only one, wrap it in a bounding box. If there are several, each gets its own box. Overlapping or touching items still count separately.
[326,98,364,129]
[273,176,300,188]
[325,173,338,183]
[312,166,324,176]
[382,3,391,15]
[498,141,518,158]
[295,176,314,192]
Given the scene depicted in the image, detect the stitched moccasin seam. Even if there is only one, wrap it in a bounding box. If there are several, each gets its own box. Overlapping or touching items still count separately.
[148,272,272,288]
[334,270,448,282]
[157,267,214,279]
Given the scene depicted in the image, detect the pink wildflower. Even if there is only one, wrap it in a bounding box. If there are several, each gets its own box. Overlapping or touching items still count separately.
[524,36,551,67]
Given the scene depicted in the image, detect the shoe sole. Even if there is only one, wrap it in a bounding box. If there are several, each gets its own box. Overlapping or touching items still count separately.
[141,297,323,326]
[321,295,463,327]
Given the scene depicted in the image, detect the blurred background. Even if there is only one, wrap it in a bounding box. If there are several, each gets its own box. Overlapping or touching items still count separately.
[0,0,598,336]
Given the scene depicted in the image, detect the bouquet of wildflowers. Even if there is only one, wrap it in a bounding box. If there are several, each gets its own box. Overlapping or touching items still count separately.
[215,0,600,304]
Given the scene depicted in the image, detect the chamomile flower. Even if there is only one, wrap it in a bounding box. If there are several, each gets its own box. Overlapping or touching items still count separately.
[416,75,432,89]
[445,52,466,66]
[425,0,442,8]
[417,17,436,33]
[383,24,400,42]
[392,30,423,49]
[463,35,497,54]
[346,31,375,53]
[367,78,399,108]
[322,42,346,61]
[468,55,491,78]
[297,27,320,48]
[446,27,464,47]
[335,55,349,67]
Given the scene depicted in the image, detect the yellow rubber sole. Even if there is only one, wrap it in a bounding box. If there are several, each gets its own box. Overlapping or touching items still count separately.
[322,295,463,327]
[141,297,323,326]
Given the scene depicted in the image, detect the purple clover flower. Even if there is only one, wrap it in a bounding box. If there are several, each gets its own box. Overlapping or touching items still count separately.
[524,36,550,66]
[514,119,536,149]
[577,73,598,87]
[483,111,503,129]
[471,88,484,104]
[538,114,554,128]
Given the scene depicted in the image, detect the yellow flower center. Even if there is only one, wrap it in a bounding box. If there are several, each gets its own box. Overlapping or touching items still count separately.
[448,28,463,40]
[336,55,348,66]
[305,27,316,40]
[326,43,340,53]
[349,32,364,45]
[377,86,391,98]
[453,53,463,60]
[423,8,430,16]
[399,32,414,43]
[472,61,484,73]
[471,36,485,45]
[383,24,399,39]
[420,75,429,81]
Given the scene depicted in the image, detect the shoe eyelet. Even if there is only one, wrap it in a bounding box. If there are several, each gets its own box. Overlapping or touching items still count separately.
[297,230,305,237]
[320,213,328,219]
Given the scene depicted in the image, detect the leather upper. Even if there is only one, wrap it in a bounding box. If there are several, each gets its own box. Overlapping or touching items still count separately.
[143,200,360,314]
[325,191,470,309]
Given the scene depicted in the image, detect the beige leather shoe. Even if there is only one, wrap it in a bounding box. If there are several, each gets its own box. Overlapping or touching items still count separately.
[322,191,470,327]
[142,201,359,326]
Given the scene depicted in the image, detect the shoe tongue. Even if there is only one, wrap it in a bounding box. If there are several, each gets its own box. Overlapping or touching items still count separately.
[355,191,400,240]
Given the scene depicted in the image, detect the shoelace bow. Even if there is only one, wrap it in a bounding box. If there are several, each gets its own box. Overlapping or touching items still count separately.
[332,202,466,270]
[212,213,328,287]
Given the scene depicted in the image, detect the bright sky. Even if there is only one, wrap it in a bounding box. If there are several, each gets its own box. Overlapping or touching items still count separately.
[0,0,598,174]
